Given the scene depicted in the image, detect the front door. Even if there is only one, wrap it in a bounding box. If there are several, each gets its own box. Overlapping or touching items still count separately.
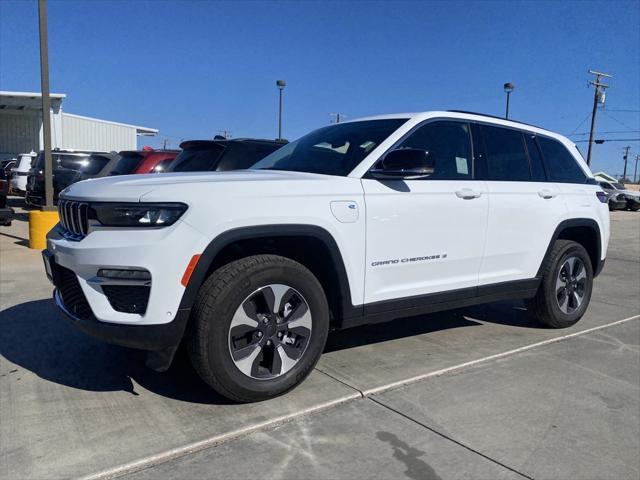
[362,120,489,305]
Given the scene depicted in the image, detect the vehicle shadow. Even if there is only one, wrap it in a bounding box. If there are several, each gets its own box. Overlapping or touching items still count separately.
[0,297,539,405]
[0,231,29,247]
[0,298,233,405]
[324,299,542,352]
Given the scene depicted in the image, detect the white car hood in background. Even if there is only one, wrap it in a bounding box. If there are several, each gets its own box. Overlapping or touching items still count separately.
[620,189,640,199]
[60,170,331,202]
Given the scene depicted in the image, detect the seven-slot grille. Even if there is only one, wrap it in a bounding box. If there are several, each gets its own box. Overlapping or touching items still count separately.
[58,199,89,238]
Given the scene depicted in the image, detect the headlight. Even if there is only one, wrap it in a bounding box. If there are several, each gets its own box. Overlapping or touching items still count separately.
[90,203,187,227]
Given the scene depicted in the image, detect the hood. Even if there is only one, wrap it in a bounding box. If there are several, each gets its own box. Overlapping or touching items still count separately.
[59,169,333,202]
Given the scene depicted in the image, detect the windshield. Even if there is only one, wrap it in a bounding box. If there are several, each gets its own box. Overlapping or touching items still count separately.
[613,182,625,189]
[251,119,408,176]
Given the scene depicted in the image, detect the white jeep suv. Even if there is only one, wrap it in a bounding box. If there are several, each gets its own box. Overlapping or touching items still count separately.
[44,111,609,402]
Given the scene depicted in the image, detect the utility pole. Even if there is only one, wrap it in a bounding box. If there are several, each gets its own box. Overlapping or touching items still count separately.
[162,139,168,150]
[586,70,612,166]
[622,145,630,182]
[38,0,54,211]
[634,154,639,184]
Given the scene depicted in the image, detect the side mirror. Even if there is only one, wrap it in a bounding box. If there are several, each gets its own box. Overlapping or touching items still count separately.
[370,149,435,179]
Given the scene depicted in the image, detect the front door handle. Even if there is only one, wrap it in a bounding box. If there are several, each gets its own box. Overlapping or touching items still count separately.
[455,189,482,200]
[538,189,557,199]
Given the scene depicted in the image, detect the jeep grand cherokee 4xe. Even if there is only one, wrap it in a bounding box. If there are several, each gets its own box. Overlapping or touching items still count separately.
[44,111,609,402]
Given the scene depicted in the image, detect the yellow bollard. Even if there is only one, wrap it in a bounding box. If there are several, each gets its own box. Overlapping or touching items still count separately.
[29,210,59,249]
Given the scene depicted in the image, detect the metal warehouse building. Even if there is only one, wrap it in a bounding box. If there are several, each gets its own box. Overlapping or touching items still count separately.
[0,91,157,159]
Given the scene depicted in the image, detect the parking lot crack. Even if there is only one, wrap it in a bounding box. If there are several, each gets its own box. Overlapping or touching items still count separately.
[368,397,536,480]
[315,368,365,397]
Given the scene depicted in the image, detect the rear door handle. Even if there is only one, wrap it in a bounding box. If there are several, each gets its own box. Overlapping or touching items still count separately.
[455,189,482,200]
[538,189,557,199]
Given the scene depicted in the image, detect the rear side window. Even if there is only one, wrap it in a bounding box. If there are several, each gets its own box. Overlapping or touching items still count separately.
[537,137,587,183]
[524,134,546,181]
[481,125,530,181]
[394,121,472,180]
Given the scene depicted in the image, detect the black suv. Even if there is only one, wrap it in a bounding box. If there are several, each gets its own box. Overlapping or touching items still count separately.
[25,150,119,206]
[168,138,286,172]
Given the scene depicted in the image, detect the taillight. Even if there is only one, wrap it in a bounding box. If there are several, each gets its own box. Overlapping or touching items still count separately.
[596,191,608,203]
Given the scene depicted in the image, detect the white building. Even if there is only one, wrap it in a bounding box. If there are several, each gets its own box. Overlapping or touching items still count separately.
[0,91,158,159]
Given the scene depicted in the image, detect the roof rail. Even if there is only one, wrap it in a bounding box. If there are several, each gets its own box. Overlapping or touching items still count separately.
[447,110,542,130]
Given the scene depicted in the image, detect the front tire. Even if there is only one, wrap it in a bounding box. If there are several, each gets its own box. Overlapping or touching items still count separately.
[188,255,329,402]
[527,240,593,328]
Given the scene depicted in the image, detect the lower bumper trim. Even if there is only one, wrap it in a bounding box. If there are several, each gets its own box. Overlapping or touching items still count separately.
[54,288,190,355]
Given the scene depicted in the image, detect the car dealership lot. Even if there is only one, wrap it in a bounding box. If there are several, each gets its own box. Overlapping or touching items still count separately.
[1,202,638,479]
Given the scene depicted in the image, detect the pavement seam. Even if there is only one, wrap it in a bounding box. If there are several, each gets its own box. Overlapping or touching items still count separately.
[360,314,640,397]
[315,368,365,397]
[78,392,362,480]
[79,315,638,480]
[368,397,535,480]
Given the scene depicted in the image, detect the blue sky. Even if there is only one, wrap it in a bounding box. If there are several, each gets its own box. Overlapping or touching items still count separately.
[1,0,639,177]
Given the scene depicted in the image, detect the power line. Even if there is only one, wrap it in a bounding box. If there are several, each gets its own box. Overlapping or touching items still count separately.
[601,111,637,131]
[566,111,593,136]
[569,130,640,136]
[575,138,640,143]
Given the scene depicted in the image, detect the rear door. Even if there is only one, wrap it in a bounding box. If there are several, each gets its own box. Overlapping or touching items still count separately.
[476,124,567,285]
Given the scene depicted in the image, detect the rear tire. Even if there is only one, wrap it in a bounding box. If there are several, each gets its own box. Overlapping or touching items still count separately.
[527,240,593,328]
[187,254,329,402]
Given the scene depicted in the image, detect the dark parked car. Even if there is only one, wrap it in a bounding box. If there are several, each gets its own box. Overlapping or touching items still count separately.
[0,177,12,225]
[110,149,179,175]
[1,159,17,179]
[25,150,119,206]
[168,138,285,172]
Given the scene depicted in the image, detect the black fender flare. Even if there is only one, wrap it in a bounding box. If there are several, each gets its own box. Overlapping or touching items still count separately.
[536,218,604,278]
[177,224,358,318]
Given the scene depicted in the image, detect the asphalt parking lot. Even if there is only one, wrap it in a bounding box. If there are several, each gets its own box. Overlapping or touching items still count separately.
[1,199,638,480]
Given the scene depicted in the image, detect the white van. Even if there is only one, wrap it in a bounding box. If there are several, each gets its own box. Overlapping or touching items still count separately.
[10,152,37,194]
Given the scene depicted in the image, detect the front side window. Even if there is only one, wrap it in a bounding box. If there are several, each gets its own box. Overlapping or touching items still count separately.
[537,137,587,183]
[481,125,530,181]
[525,134,547,181]
[251,119,408,176]
[389,120,472,180]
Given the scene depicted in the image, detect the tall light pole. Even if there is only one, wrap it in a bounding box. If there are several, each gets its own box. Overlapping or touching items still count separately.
[586,69,612,166]
[634,154,639,184]
[38,0,54,211]
[276,80,286,141]
[622,145,630,182]
[503,83,514,119]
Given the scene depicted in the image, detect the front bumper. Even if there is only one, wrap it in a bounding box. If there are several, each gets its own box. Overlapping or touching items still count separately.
[46,220,208,326]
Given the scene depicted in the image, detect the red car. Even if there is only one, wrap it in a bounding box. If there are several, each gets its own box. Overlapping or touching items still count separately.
[110,148,179,176]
